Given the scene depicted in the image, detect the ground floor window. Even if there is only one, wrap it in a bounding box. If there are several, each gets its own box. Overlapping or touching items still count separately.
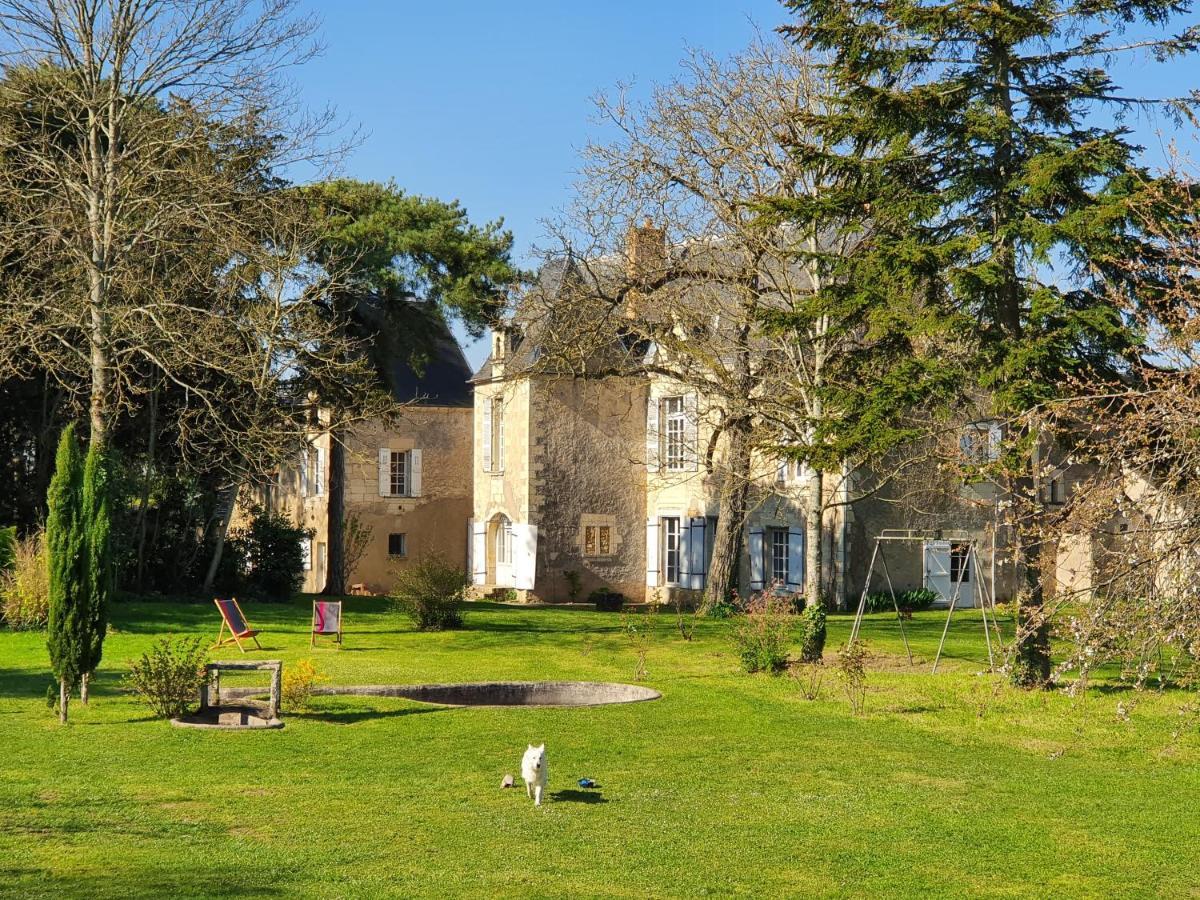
[769,528,788,586]
[950,543,970,583]
[662,517,681,584]
[388,533,407,558]
[301,538,312,571]
[584,524,612,556]
[496,515,513,565]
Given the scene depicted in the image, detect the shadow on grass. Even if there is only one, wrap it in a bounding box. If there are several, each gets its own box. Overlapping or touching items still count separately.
[550,789,608,804]
[287,705,448,726]
[0,867,286,898]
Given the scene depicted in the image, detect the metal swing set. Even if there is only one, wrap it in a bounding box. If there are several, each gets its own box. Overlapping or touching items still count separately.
[847,529,1005,673]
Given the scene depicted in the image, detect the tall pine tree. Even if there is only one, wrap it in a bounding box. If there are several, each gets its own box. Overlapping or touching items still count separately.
[779,0,1199,684]
[46,423,86,723]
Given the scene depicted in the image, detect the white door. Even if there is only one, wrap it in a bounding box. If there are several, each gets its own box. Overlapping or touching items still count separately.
[923,541,973,608]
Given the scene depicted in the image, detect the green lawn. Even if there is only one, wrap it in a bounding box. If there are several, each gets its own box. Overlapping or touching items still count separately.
[2,598,1198,899]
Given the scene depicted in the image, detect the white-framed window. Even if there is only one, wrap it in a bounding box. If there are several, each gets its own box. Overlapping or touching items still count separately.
[769,528,788,585]
[301,537,312,571]
[663,397,686,471]
[496,515,513,565]
[960,421,1001,463]
[950,543,970,583]
[388,533,407,558]
[662,517,681,584]
[776,458,788,485]
[390,450,408,496]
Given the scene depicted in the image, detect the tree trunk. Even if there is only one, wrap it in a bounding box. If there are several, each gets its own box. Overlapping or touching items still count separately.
[134,390,158,593]
[202,483,241,594]
[322,426,346,595]
[1011,442,1051,686]
[805,468,824,607]
[80,671,90,705]
[703,418,753,609]
[59,676,69,724]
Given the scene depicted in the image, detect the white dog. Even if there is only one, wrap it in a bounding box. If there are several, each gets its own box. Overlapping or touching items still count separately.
[521,743,548,806]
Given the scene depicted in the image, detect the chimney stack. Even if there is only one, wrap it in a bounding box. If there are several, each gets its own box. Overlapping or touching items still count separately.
[625,217,666,285]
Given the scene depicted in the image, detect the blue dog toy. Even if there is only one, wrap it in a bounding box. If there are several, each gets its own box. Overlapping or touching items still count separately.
[578,778,596,789]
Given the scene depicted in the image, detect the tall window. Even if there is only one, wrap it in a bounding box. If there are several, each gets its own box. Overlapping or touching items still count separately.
[769,528,788,585]
[1047,475,1065,504]
[496,515,513,565]
[663,397,686,471]
[662,517,681,584]
[388,533,407,558]
[491,397,504,472]
[950,543,970,583]
[390,450,408,496]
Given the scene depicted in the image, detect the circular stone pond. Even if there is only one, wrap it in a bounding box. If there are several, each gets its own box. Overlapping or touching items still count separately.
[215,680,661,710]
[315,681,661,707]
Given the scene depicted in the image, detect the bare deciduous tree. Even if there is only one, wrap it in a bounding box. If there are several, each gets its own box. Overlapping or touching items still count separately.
[522,36,887,607]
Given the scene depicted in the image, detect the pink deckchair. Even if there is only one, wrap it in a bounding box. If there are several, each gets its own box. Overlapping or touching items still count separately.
[213,598,263,653]
[311,600,343,648]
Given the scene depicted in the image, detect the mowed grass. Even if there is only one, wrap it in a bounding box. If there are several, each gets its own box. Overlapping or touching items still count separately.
[2,599,1198,899]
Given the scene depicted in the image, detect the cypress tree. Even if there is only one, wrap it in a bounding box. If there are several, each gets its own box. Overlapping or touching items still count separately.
[79,442,111,704]
[779,0,1197,686]
[46,423,86,723]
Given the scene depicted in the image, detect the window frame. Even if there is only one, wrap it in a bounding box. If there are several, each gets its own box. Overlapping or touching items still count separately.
[769,527,788,586]
[388,533,407,558]
[950,542,971,583]
[389,449,409,497]
[662,397,686,472]
[662,517,681,584]
[496,516,513,565]
[490,397,505,474]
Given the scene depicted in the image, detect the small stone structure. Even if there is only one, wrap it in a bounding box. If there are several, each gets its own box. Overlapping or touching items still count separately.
[171,659,284,730]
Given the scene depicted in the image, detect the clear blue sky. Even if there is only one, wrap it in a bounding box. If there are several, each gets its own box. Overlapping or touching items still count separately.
[291,1,1198,369]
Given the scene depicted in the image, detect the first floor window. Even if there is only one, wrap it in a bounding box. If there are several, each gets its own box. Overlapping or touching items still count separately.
[388,533,407,557]
[663,397,686,471]
[390,450,408,496]
[950,543,970,583]
[662,517,681,584]
[301,538,312,571]
[769,528,788,586]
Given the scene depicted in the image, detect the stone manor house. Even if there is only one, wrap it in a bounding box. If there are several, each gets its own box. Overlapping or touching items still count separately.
[257,227,1127,608]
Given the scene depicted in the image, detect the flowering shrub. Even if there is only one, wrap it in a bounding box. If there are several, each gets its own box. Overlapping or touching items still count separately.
[731,592,794,674]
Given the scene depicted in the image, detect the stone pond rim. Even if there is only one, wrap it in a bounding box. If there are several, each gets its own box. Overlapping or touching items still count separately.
[220,680,662,708]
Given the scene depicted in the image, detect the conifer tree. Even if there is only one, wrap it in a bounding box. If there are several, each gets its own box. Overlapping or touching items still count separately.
[79,443,111,704]
[779,0,1198,685]
[46,423,86,723]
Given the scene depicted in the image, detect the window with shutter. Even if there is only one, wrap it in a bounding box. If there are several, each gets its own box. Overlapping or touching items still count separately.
[389,450,408,496]
[663,398,686,471]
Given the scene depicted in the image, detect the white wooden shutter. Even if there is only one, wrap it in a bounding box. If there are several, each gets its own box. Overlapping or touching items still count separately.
[679,518,693,587]
[646,397,660,472]
[496,401,504,472]
[481,401,493,472]
[513,523,537,590]
[471,522,488,585]
[409,449,422,497]
[315,447,325,496]
[301,538,312,571]
[378,448,391,496]
[683,392,698,470]
[749,527,765,591]
[300,449,310,497]
[787,526,804,591]
[646,519,660,587]
[688,517,707,590]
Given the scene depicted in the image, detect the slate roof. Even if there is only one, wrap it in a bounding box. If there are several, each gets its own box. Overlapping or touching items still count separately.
[355,298,474,407]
